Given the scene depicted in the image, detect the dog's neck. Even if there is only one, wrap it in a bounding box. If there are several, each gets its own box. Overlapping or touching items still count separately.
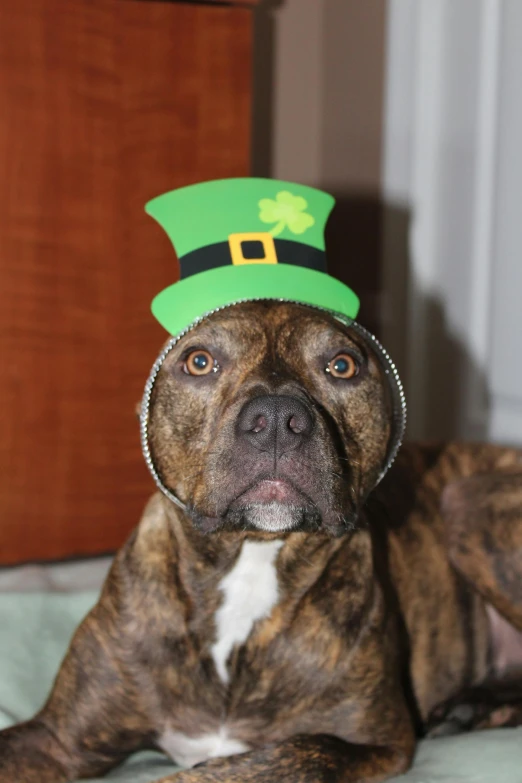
[158,496,376,686]
[161,496,367,601]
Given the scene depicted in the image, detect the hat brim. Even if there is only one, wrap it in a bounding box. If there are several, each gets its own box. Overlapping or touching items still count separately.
[151,263,360,335]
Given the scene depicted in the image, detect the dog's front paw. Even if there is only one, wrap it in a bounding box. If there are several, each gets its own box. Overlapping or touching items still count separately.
[426,703,478,737]
[154,755,243,783]
[426,686,522,737]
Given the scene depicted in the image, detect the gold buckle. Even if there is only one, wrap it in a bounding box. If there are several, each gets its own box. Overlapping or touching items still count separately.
[228,232,278,265]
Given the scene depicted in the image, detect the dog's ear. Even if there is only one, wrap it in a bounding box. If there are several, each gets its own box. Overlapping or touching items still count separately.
[135,402,141,420]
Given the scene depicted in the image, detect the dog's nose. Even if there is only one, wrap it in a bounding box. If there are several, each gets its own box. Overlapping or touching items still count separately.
[236,395,314,456]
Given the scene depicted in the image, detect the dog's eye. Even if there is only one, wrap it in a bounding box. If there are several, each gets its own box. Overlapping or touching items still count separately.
[326,353,359,379]
[183,350,217,376]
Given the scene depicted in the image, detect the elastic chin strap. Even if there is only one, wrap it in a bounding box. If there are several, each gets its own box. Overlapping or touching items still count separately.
[140,303,407,511]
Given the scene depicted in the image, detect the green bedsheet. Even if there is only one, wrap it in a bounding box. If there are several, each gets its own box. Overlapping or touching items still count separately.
[0,592,520,783]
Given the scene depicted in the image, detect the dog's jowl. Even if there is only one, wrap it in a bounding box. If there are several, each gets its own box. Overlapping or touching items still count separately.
[1,302,521,783]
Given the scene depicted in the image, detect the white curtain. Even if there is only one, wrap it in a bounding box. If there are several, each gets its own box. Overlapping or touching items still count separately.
[382,0,522,445]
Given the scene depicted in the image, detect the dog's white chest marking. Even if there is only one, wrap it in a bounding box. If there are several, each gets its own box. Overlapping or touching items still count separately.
[159,726,249,768]
[159,541,281,767]
[210,539,283,683]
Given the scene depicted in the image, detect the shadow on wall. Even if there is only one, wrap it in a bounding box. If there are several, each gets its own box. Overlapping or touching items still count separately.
[325,192,383,340]
[294,191,491,444]
[381,201,490,443]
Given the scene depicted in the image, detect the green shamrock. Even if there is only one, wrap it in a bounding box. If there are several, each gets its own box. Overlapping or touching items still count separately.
[258,191,315,237]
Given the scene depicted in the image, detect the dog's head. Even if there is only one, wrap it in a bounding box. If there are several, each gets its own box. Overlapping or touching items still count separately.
[146,302,399,537]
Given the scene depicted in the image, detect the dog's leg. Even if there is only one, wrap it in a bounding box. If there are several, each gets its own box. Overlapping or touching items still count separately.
[428,468,522,734]
[153,734,413,783]
[443,468,522,631]
[0,601,155,782]
[0,719,71,782]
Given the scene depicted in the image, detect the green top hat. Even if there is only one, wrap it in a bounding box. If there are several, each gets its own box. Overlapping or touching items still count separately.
[146,177,360,335]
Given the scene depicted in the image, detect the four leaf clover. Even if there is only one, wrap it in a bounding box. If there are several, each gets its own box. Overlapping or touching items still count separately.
[258,191,315,237]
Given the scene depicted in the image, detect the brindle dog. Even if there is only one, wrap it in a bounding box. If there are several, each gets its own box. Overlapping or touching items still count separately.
[1,302,521,783]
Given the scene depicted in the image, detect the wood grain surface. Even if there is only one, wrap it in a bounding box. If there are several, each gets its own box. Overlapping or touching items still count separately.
[198,1,260,5]
[0,0,253,564]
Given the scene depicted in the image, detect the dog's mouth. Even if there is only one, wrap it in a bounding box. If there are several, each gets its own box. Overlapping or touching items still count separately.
[223,476,321,534]
[188,460,358,537]
[231,478,308,506]
[187,463,360,537]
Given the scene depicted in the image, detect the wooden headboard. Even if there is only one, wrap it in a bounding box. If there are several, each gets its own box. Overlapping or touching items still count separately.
[0,0,257,565]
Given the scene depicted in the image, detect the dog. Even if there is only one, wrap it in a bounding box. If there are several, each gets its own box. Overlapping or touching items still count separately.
[1,300,521,783]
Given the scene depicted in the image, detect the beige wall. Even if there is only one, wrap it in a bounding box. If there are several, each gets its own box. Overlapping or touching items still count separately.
[254,0,386,192]
[321,0,386,192]
[271,0,324,184]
